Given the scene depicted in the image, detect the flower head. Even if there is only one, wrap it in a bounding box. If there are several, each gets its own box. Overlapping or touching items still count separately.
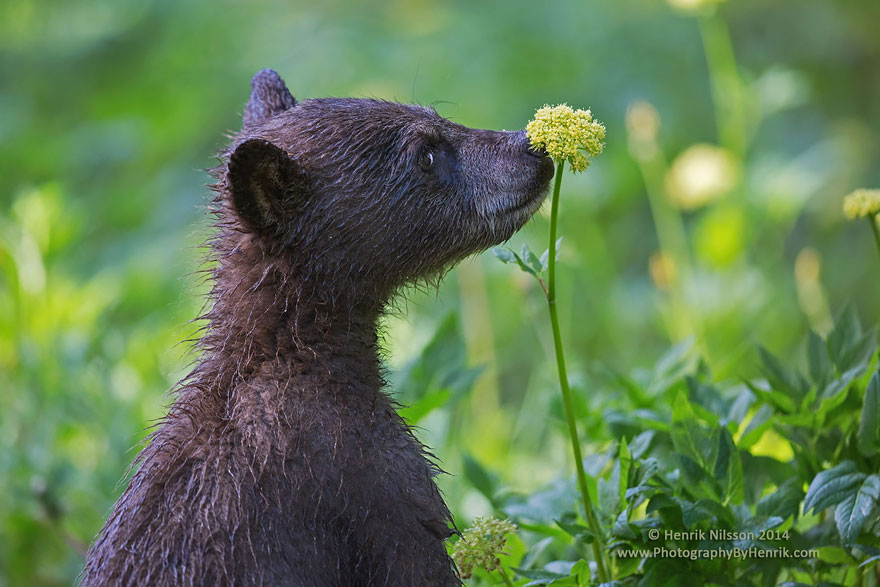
[526,104,605,173]
[843,189,880,220]
[451,517,517,579]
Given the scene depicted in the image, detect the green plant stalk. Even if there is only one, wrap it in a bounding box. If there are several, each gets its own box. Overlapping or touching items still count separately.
[698,12,747,157]
[497,567,516,587]
[870,216,880,263]
[545,159,610,583]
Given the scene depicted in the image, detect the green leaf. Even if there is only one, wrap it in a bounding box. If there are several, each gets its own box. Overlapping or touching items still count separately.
[738,405,774,450]
[555,520,596,544]
[674,497,716,528]
[399,389,451,423]
[807,330,833,386]
[619,438,631,509]
[504,479,578,524]
[570,559,590,586]
[492,246,517,265]
[859,373,880,457]
[670,391,713,467]
[521,243,543,275]
[816,366,863,418]
[539,237,563,273]
[804,461,866,515]
[628,430,655,460]
[838,327,878,374]
[828,306,862,368]
[461,454,498,505]
[815,546,857,565]
[515,564,573,586]
[756,478,804,521]
[492,246,539,278]
[745,380,796,414]
[612,510,637,540]
[714,426,743,504]
[835,474,880,543]
[758,346,808,401]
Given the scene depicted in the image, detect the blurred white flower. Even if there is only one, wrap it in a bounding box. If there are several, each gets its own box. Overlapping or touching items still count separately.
[665,144,740,210]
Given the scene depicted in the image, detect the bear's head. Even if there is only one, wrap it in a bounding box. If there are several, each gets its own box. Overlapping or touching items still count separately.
[223,69,554,308]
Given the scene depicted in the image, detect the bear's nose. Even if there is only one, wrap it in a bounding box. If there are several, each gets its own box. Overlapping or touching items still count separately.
[510,129,547,159]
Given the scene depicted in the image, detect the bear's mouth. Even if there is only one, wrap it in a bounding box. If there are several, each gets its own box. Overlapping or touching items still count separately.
[502,156,555,220]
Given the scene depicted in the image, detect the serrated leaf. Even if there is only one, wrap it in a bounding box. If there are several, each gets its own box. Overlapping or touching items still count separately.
[835,474,880,543]
[859,373,880,457]
[804,461,866,515]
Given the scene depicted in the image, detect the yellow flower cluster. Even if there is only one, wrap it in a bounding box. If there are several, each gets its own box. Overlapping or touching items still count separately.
[843,189,880,220]
[451,517,517,579]
[526,104,605,173]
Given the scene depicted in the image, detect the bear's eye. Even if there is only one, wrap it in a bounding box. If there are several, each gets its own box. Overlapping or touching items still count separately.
[418,149,435,172]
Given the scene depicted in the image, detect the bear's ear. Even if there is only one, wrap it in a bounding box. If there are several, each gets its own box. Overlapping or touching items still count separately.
[243,69,296,128]
[227,139,308,232]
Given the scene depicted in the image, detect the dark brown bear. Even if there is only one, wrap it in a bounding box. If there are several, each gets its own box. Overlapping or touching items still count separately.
[81,69,553,586]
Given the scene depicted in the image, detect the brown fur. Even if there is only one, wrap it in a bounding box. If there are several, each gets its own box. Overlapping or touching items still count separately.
[81,69,553,586]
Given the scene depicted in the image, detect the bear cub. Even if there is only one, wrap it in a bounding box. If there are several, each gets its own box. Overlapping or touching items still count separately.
[81,69,553,586]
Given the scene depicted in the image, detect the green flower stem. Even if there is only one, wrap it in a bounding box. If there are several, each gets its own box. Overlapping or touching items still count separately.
[698,12,747,156]
[545,159,610,583]
[497,567,515,587]
[870,216,880,263]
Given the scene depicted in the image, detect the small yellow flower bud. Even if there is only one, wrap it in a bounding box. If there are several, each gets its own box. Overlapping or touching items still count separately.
[526,104,605,173]
[451,517,517,579]
[842,189,880,220]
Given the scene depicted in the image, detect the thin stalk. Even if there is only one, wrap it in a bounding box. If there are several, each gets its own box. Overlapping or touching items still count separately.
[497,567,516,587]
[698,12,747,157]
[545,159,609,583]
[869,216,880,263]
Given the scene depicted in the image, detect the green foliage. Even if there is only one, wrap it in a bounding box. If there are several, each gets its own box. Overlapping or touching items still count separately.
[3,0,880,584]
[456,312,879,585]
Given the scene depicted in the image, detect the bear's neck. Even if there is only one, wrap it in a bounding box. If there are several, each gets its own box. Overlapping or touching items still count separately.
[196,239,386,396]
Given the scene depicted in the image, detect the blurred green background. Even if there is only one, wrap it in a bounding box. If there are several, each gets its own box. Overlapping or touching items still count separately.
[1,0,878,583]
